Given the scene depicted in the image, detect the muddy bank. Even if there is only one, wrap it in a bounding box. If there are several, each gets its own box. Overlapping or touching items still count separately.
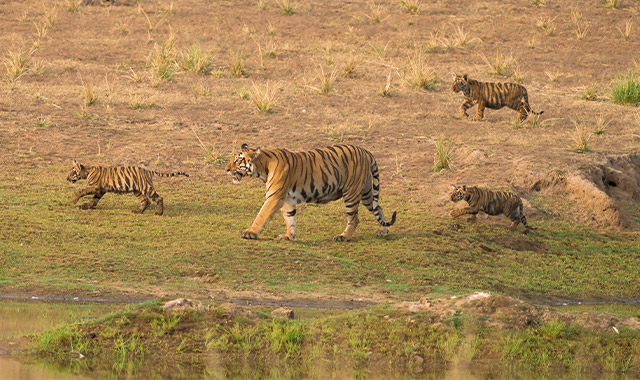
[518,154,640,230]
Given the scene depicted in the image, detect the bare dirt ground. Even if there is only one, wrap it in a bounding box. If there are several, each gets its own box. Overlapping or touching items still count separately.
[1,0,639,301]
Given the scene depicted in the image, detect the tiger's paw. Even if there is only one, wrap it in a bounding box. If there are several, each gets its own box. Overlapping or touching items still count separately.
[79,203,93,210]
[241,230,259,240]
[450,210,460,218]
[132,209,144,214]
[375,227,389,237]
[72,196,80,204]
[277,234,294,241]
[332,235,350,242]
[155,210,164,216]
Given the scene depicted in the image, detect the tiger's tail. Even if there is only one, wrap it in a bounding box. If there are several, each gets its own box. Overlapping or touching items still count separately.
[523,91,544,116]
[152,171,190,178]
[369,155,397,227]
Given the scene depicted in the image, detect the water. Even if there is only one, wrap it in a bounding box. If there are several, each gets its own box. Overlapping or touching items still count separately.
[0,300,118,380]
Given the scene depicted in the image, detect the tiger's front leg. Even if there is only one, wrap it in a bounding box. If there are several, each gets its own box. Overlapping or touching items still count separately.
[72,186,100,205]
[451,206,478,218]
[277,202,297,241]
[459,98,474,118]
[475,102,485,121]
[242,196,285,240]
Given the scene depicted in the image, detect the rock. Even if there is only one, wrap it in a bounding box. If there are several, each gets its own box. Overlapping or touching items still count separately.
[271,307,294,319]
[162,298,194,311]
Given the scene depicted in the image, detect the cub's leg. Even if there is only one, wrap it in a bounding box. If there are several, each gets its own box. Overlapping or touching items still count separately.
[334,195,361,242]
[278,202,297,241]
[72,186,100,205]
[243,197,285,240]
[451,206,479,218]
[149,191,163,216]
[475,101,486,121]
[80,190,105,210]
[132,191,150,214]
[460,98,474,118]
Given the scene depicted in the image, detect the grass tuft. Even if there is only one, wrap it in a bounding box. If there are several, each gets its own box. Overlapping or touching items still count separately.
[529,0,546,6]
[311,65,339,95]
[65,0,82,12]
[536,16,557,36]
[230,50,246,77]
[433,134,454,171]
[3,48,34,83]
[179,42,213,74]
[610,70,640,105]
[380,72,395,97]
[618,19,632,41]
[81,80,98,107]
[277,0,295,15]
[593,114,610,135]
[400,0,422,15]
[406,53,438,90]
[479,51,513,77]
[249,82,277,113]
[581,84,598,100]
[604,0,620,9]
[147,36,177,86]
[571,122,592,153]
[364,2,387,24]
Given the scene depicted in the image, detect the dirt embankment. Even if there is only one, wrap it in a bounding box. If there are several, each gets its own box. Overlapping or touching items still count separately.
[518,154,640,230]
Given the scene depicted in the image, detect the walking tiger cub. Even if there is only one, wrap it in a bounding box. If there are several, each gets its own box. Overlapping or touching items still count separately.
[452,74,543,121]
[225,144,397,241]
[449,185,535,234]
[66,160,188,215]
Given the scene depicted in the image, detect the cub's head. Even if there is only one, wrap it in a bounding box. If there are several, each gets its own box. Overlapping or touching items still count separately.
[450,185,469,202]
[451,74,468,93]
[67,159,87,183]
[225,143,261,184]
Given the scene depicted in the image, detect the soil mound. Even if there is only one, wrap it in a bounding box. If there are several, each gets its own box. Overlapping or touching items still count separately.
[520,154,640,230]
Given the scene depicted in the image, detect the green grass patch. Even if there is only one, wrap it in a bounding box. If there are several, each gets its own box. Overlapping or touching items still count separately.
[611,70,640,105]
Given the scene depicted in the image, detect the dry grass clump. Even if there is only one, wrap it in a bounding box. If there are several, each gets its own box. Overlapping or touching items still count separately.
[179,43,213,74]
[400,0,422,15]
[479,51,514,77]
[147,37,177,86]
[379,72,396,97]
[529,0,546,6]
[406,54,438,91]
[127,94,156,110]
[545,70,561,82]
[138,3,173,38]
[593,114,610,135]
[230,50,246,77]
[309,65,339,95]
[571,122,592,153]
[604,0,620,9]
[433,135,454,172]
[343,54,360,76]
[3,48,34,83]
[511,64,525,84]
[618,19,632,41]
[65,0,82,12]
[82,80,98,106]
[580,84,599,100]
[276,0,295,15]
[364,2,388,24]
[536,16,557,36]
[249,82,277,113]
[424,26,478,52]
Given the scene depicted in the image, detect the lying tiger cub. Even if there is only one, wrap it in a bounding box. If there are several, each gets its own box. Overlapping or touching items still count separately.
[449,185,535,234]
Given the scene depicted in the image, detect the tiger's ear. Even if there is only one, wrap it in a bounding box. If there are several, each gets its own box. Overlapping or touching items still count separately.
[241,143,249,151]
[254,147,262,157]
[463,74,468,81]
[72,159,80,169]
[451,73,456,80]
[462,185,467,191]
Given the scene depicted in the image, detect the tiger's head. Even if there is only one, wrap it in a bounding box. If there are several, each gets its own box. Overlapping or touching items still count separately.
[451,74,469,94]
[225,143,261,184]
[67,159,87,183]
[450,185,470,202]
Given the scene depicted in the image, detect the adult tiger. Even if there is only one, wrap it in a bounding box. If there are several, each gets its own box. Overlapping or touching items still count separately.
[449,185,535,234]
[225,144,397,241]
[66,159,188,215]
[452,74,543,121]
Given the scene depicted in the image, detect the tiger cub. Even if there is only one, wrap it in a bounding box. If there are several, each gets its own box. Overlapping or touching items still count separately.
[452,74,543,121]
[66,159,188,215]
[225,144,397,242]
[449,185,534,234]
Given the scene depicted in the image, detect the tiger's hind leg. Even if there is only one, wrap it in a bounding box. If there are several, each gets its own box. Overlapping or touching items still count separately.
[334,195,361,242]
[132,191,150,214]
[149,191,163,216]
[278,202,297,241]
[475,101,486,121]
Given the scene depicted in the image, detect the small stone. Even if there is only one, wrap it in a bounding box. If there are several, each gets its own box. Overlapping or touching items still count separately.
[271,307,294,319]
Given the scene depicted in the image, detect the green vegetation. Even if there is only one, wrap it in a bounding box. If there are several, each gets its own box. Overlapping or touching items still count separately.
[611,70,640,105]
[1,166,639,302]
[29,301,640,378]
[433,134,454,171]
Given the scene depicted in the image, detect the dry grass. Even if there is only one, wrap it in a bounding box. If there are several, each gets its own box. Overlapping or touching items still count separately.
[574,23,589,40]
[593,114,610,135]
[310,65,339,95]
[3,48,34,83]
[81,80,98,107]
[343,54,359,76]
[571,122,592,153]
[479,51,514,77]
[380,72,395,97]
[433,135,454,171]
[256,0,267,10]
[276,0,295,15]
[545,70,562,82]
[406,53,438,91]
[33,22,49,41]
[138,3,172,38]
[400,0,422,15]
[43,6,57,28]
[581,84,599,100]
[249,82,277,113]
[618,19,632,41]
[230,50,246,77]
[364,2,388,24]
[526,35,536,49]
[147,37,177,86]
[65,0,82,13]
[536,16,557,36]
[424,26,478,52]
[127,94,156,110]
[604,0,620,9]
[511,64,525,84]
[529,0,546,6]
[179,43,213,74]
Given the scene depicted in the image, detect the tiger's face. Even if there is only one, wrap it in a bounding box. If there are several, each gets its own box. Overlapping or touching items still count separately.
[452,74,468,93]
[67,160,87,183]
[450,185,469,202]
[225,144,261,184]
